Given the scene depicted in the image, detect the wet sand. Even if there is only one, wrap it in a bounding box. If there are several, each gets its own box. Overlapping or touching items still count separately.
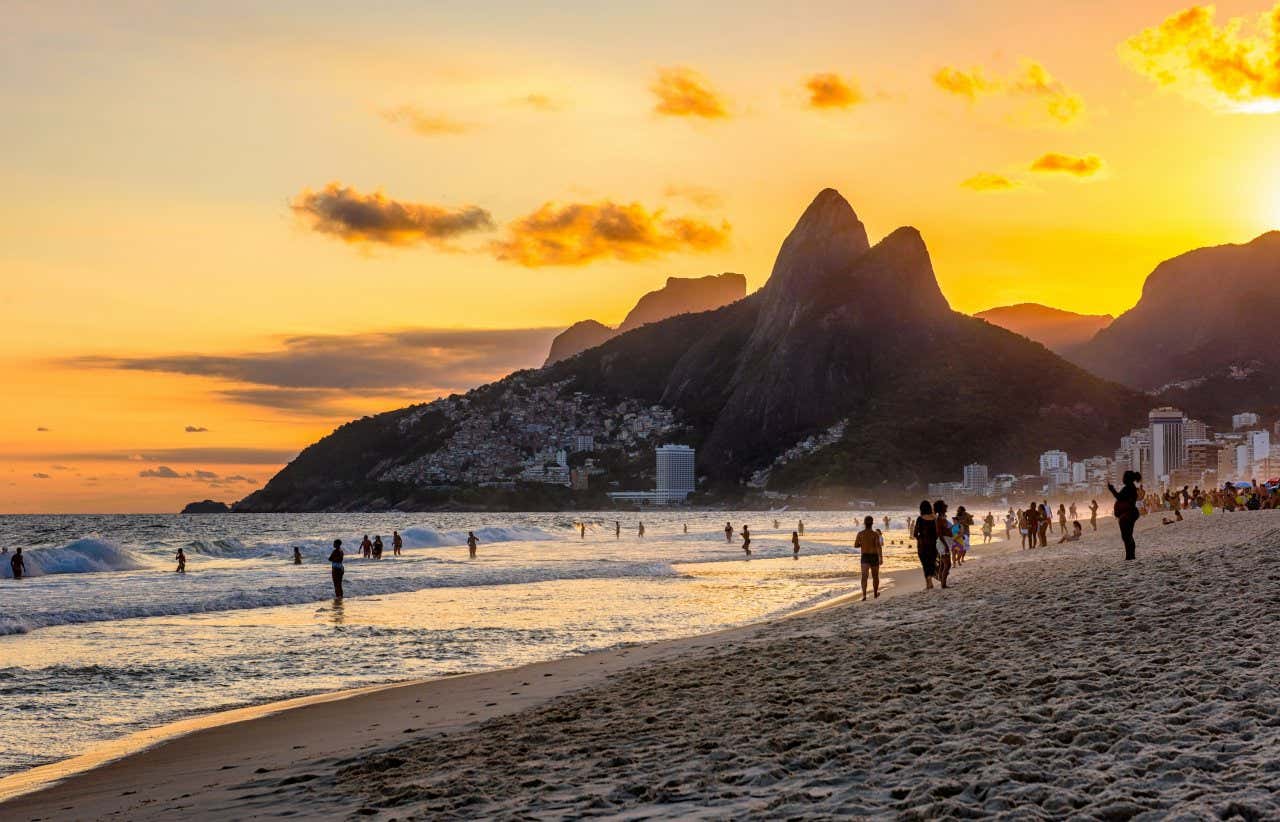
[5,510,1279,819]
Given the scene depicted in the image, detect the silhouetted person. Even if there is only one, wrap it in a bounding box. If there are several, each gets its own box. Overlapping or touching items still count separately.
[683,523,688,534]
[797,519,805,536]
[580,522,586,539]
[791,530,800,559]
[1108,470,1142,561]
[360,534,372,559]
[293,546,303,565]
[467,531,479,559]
[328,540,345,598]
[725,522,733,543]
[741,525,751,555]
[373,535,383,560]
[175,547,186,574]
[912,501,937,589]
[10,547,25,580]
[392,530,403,557]
[773,519,780,529]
[638,521,645,539]
[1089,500,1098,531]
[615,521,621,539]
[856,516,882,600]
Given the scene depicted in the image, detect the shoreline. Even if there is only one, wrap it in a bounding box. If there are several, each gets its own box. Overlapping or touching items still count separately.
[0,513,1133,818]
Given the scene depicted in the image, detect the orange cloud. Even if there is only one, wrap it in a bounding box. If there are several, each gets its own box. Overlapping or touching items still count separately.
[934,61,1084,122]
[378,105,470,136]
[291,183,494,247]
[933,66,997,101]
[651,67,729,119]
[1030,152,1104,176]
[961,172,1020,191]
[1121,3,1280,113]
[513,93,562,112]
[805,73,864,109]
[492,201,730,266]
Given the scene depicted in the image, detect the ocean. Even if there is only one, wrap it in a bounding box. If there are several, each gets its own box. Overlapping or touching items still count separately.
[0,509,928,776]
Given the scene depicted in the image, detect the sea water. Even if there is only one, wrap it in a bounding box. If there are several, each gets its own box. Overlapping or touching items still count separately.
[0,510,927,776]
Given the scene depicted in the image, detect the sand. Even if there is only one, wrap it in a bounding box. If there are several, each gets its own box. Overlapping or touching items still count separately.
[4,510,1279,820]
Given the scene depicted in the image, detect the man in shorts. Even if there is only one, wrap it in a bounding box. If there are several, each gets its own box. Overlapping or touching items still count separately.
[855,515,882,601]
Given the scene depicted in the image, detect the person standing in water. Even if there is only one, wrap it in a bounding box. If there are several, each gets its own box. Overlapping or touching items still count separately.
[293,546,303,565]
[791,530,800,559]
[855,516,882,601]
[175,547,186,574]
[773,519,780,530]
[1089,499,1099,531]
[683,523,688,534]
[9,548,25,580]
[724,522,733,543]
[912,501,937,590]
[741,525,751,555]
[798,519,805,536]
[373,535,383,560]
[615,521,621,539]
[882,515,891,531]
[579,522,586,540]
[360,534,372,559]
[1108,471,1142,561]
[392,530,403,557]
[327,540,345,598]
[466,531,479,558]
[638,522,645,539]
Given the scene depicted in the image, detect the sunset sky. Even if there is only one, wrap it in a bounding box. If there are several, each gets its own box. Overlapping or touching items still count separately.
[4,0,1279,512]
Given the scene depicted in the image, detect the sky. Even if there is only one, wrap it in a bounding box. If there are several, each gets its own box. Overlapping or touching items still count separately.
[3,0,1279,512]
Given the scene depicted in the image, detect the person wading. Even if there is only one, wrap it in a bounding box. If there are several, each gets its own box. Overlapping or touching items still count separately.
[328,540,345,598]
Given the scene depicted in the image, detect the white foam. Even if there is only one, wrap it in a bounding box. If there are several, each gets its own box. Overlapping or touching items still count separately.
[400,525,556,548]
[0,538,145,580]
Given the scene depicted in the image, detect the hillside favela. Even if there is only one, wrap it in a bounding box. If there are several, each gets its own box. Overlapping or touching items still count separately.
[3,2,1279,819]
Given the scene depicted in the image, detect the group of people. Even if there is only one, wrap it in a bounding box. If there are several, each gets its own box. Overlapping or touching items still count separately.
[357,531,404,560]
[324,529,482,598]
[1004,500,1100,550]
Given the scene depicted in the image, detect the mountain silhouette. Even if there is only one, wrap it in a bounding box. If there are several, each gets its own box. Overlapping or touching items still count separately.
[238,189,1147,511]
[1070,231,1280,420]
[543,273,745,365]
[975,303,1112,355]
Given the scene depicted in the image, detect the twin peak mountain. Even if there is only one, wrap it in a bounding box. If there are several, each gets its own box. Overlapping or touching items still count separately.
[239,188,1151,511]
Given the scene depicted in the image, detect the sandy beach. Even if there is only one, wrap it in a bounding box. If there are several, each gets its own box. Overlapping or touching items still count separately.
[5,510,1279,819]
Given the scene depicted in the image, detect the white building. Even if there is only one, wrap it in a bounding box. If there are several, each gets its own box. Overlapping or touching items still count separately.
[573,434,595,453]
[655,444,696,504]
[1249,430,1270,465]
[1039,450,1069,477]
[1149,407,1185,480]
[1237,444,1251,478]
[1071,461,1087,484]
[962,463,989,495]
[1232,412,1260,430]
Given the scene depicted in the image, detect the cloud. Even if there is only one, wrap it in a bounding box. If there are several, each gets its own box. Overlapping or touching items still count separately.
[15,448,298,465]
[65,328,561,412]
[36,426,49,432]
[1030,152,1104,176]
[1121,3,1280,113]
[291,183,494,248]
[933,60,1084,122]
[185,425,209,433]
[650,67,729,119]
[492,201,730,267]
[32,472,51,479]
[933,66,998,101]
[139,465,182,478]
[512,93,561,111]
[961,172,1021,191]
[805,73,864,109]
[662,184,723,209]
[378,105,469,136]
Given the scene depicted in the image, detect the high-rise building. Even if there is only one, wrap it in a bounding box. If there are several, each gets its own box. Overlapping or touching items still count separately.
[1039,450,1069,477]
[1248,430,1270,465]
[1236,444,1251,478]
[962,463,989,495]
[1149,407,1185,480]
[1183,418,1210,441]
[573,434,595,453]
[655,444,695,503]
[1232,412,1260,430]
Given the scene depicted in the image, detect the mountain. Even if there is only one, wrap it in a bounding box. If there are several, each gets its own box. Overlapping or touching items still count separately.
[180,499,231,514]
[974,303,1112,355]
[1069,231,1280,421]
[543,273,746,365]
[237,189,1147,512]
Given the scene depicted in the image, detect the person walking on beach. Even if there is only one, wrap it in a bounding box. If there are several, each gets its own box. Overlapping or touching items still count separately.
[637,521,645,539]
[933,501,953,589]
[1021,504,1037,549]
[855,516,882,601]
[1069,502,1078,523]
[912,501,938,590]
[1057,504,1068,535]
[328,540,345,598]
[466,531,479,559]
[175,547,186,574]
[1108,471,1142,561]
[1089,499,1099,531]
[373,535,383,560]
[791,530,800,559]
[392,530,402,557]
[953,506,972,564]
[293,546,303,565]
[360,534,372,559]
[9,547,24,580]
[725,522,734,543]
[1005,509,1015,541]
[741,525,751,555]
[1038,503,1051,547]
[982,513,994,544]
